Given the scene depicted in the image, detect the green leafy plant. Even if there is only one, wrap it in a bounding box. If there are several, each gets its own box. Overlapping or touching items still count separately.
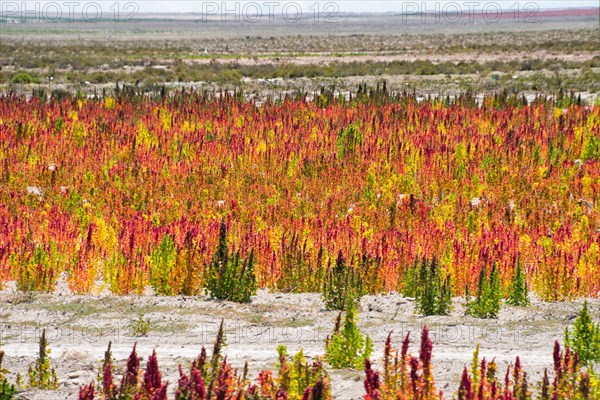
[27,329,59,390]
[325,300,373,369]
[465,263,502,319]
[147,230,203,297]
[131,313,152,337]
[0,351,16,400]
[271,345,330,400]
[590,369,600,400]
[336,123,363,159]
[11,72,38,84]
[0,381,15,400]
[581,134,600,162]
[205,221,257,303]
[15,244,59,293]
[506,259,530,307]
[322,251,364,311]
[564,300,600,366]
[149,235,177,295]
[403,257,453,316]
[209,319,226,381]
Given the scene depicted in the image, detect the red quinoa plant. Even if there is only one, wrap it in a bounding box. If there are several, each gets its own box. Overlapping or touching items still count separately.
[0,93,599,302]
[364,328,599,400]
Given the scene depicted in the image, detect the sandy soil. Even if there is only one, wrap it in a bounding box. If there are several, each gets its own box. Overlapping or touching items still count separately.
[0,276,597,400]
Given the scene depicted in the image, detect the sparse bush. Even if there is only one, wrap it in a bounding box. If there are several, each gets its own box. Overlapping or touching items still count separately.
[27,329,59,390]
[205,221,257,303]
[15,244,59,293]
[149,235,177,295]
[11,72,38,84]
[336,123,363,159]
[507,259,530,307]
[322,251,364,311]
[403,257,453,316]
[325,300,373,369]
[564,300,600,367]
[215,69,242,84]
[264,345,331,400]
[0,351,16,400]
[131,313,152,337]
[465,263,502,319]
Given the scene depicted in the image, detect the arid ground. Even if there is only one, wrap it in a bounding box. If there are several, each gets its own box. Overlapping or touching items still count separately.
[1,276,598,399]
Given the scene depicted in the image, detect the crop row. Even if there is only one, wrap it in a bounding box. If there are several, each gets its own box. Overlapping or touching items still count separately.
[0,91,598,300]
